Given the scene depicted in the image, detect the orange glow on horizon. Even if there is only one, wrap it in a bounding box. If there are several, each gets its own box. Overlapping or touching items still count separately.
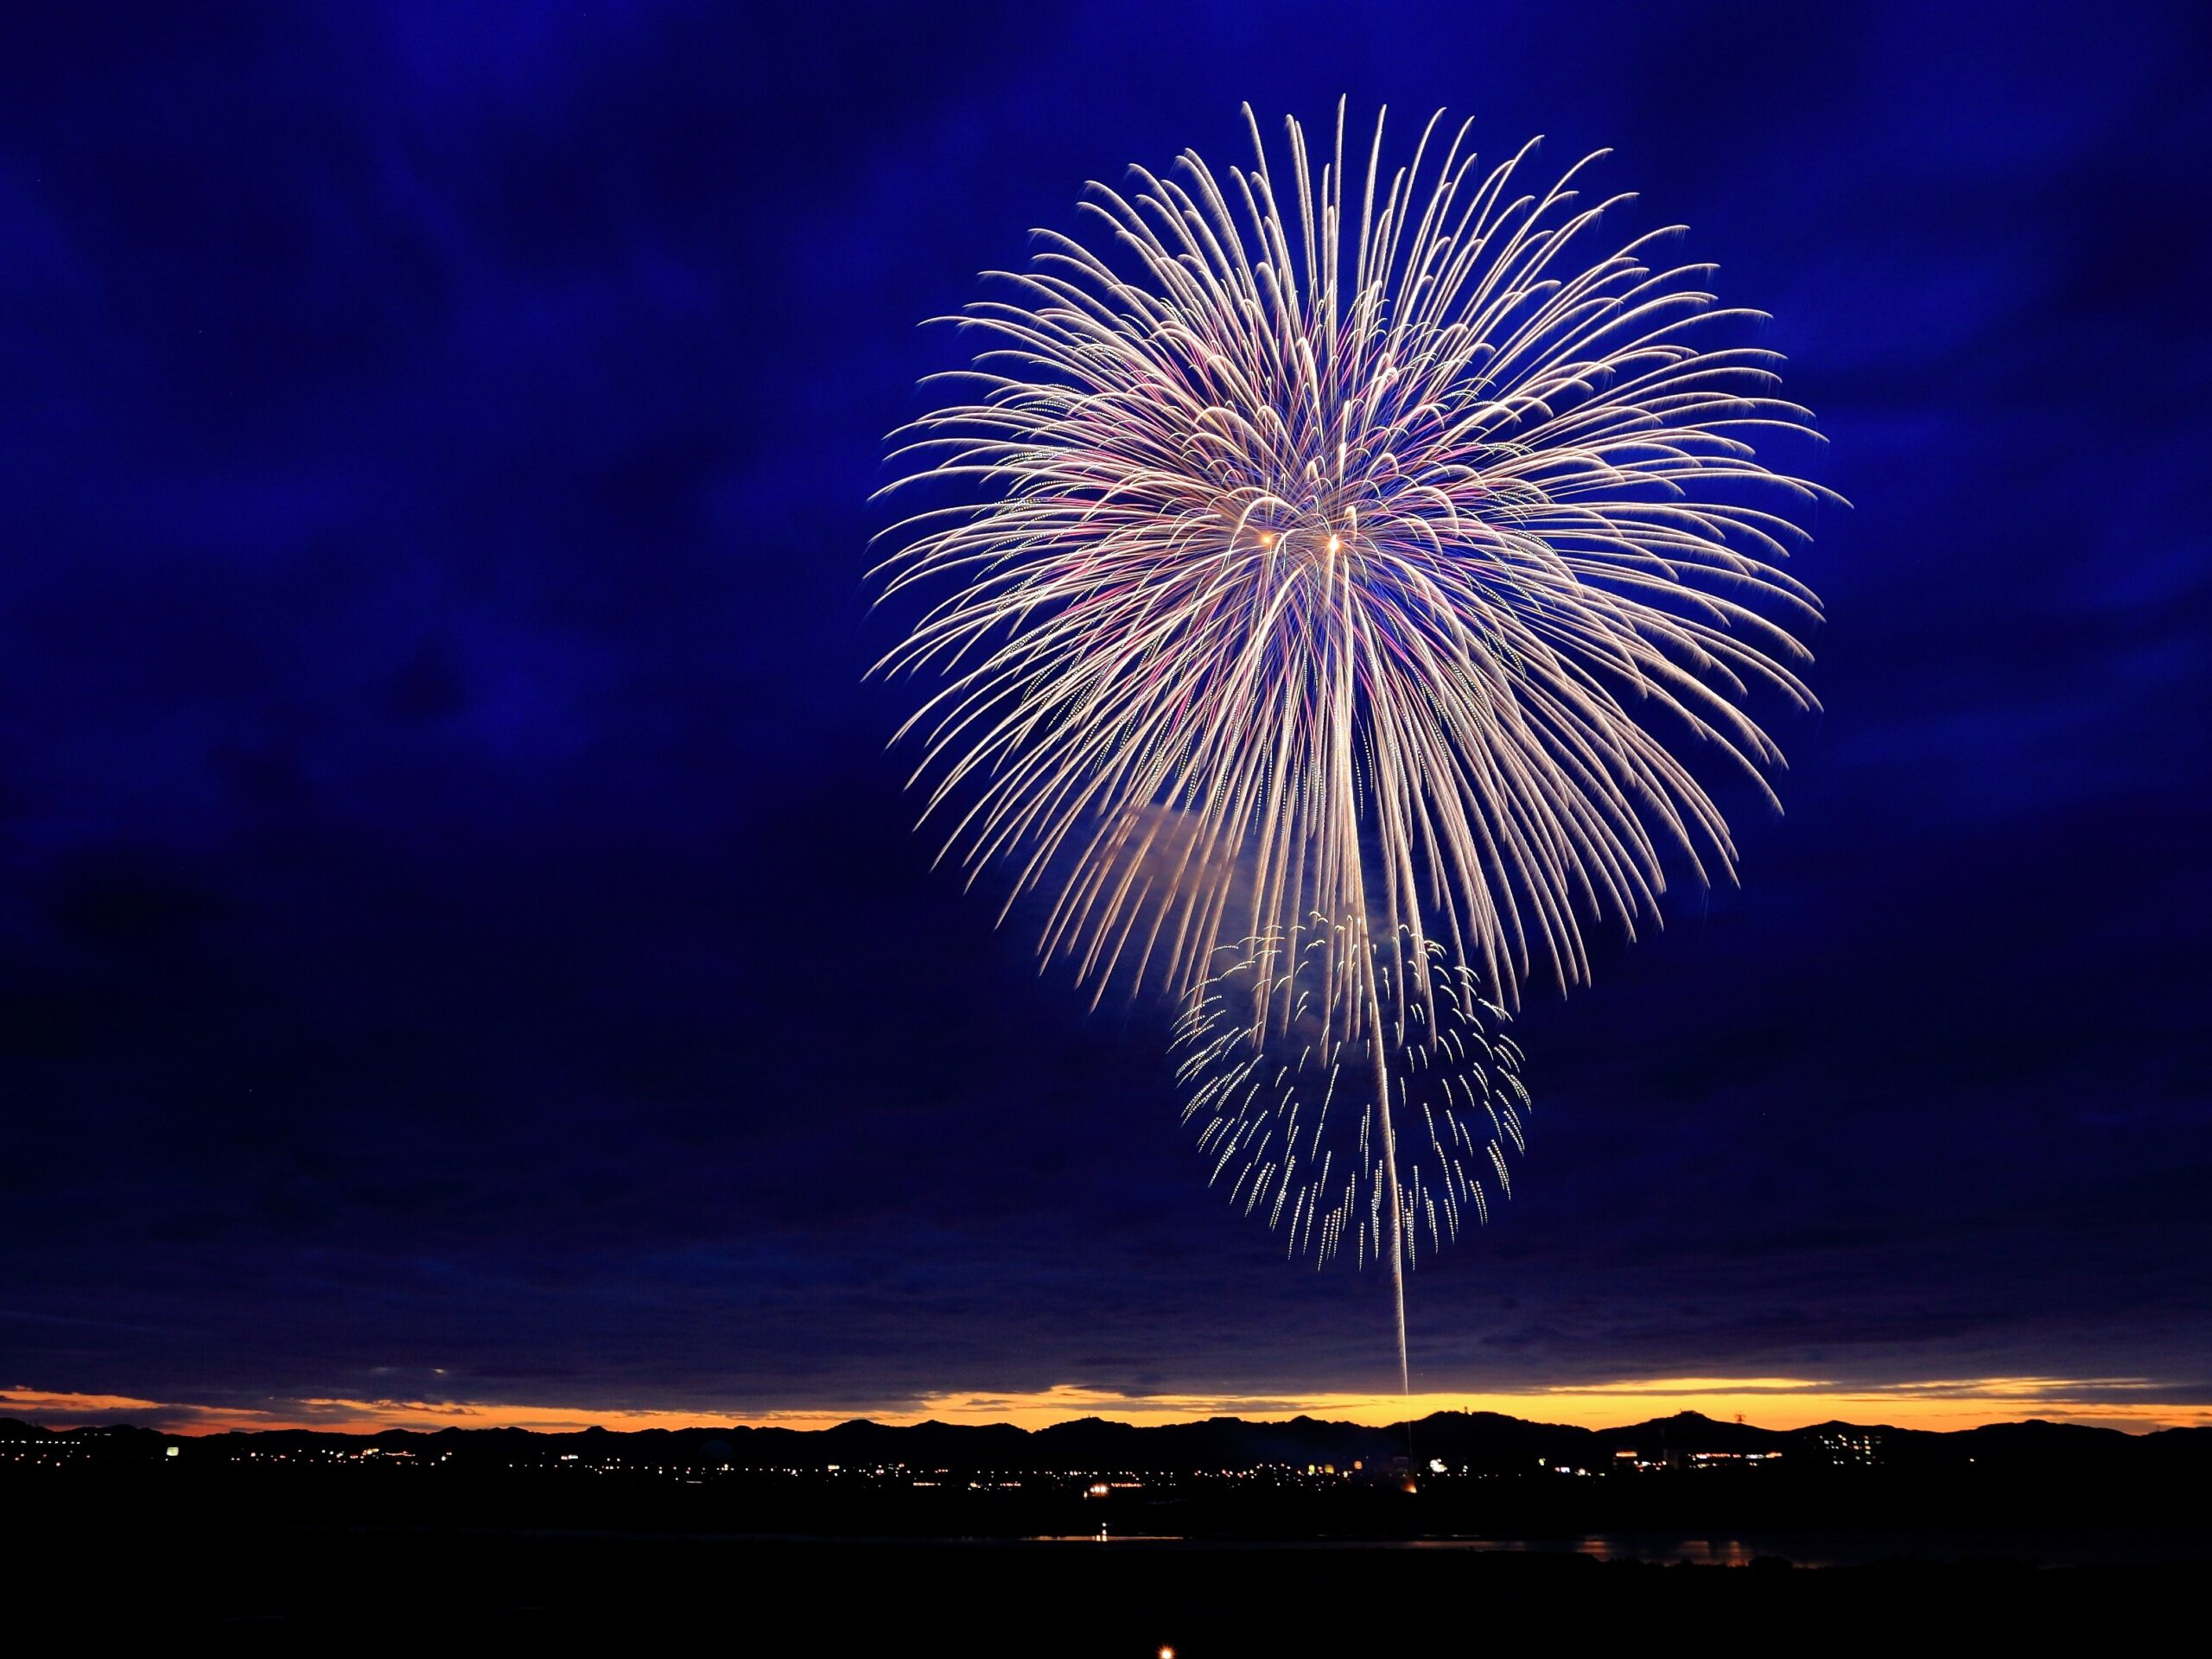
[8,1376,2209,1438]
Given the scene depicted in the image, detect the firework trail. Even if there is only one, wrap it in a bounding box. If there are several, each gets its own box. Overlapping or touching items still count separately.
[871,104,1829,1394]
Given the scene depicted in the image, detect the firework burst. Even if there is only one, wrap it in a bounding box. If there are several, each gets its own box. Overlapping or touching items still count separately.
[871,104,1829,1389]
[1173,928,1529,1273]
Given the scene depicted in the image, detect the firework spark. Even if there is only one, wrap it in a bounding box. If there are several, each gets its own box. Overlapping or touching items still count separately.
[871,104,1828,1391]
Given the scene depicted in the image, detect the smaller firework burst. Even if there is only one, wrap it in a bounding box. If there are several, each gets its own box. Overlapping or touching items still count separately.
[1172,927,1530,1271]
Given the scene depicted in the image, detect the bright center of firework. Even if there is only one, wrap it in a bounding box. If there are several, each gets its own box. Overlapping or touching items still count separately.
[1249,521,1352,578]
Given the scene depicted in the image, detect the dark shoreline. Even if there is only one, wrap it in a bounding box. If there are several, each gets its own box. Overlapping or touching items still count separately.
[20,1525,2212,1643]
[17,1412,2211,1640]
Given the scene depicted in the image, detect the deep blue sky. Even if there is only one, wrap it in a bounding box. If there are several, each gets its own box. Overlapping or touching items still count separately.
[3,1,2209,1427]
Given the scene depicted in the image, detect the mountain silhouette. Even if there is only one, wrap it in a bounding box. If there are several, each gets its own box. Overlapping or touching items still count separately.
[3,1408,2196,1472]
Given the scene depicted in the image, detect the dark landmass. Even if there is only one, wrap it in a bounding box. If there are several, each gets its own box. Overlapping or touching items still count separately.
[23,1531,2212,1647]
[10,1409,2209,1640]
[10,1408,2211,1539]
[10,1403,2211,1476]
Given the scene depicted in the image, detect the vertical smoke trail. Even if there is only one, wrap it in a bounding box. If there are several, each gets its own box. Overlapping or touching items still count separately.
[1369,989,1408,1395]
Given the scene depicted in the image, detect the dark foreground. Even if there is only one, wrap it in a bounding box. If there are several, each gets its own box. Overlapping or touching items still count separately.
[13,1471,2209,1648]
[17,1529,2212,1647]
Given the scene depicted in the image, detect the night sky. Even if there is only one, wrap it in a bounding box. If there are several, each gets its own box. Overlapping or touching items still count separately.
[4,1,2209,1433]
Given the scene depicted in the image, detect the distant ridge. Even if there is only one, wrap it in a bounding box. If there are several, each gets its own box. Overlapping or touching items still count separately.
[8,1408,2207,1472]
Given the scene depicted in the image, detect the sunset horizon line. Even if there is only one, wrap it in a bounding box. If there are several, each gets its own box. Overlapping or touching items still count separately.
[11,1376,2208,1439]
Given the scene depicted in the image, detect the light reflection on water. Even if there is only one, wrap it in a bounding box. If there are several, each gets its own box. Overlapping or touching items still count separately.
[1027,1535,1773,1561]
[1447,1536,1769,1566]
[1017,1531,2212,1567]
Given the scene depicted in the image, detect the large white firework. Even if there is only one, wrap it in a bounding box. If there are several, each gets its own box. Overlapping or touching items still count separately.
[871,104,1828,1388]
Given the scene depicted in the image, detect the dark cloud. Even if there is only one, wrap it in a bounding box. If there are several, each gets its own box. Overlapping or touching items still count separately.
[1,0,2208,1418]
